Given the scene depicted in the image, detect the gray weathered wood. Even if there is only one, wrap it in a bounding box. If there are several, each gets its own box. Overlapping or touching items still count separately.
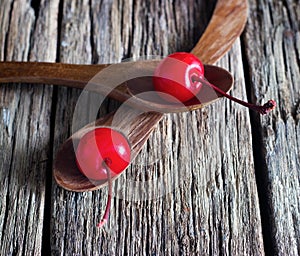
[50,0,264,255]
[0,0,59,255]
[0,0,298,255]
[244,0,300,255]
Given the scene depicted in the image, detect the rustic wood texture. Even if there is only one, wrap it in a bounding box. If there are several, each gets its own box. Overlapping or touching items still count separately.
[244,0,300,255]
[0,1,298,256]
[0,0,59,255]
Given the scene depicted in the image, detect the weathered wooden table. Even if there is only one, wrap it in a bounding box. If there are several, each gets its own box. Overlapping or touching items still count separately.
[0,0,299,255]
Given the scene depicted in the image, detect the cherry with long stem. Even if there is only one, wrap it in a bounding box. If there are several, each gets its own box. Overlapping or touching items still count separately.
[192,76,276,115]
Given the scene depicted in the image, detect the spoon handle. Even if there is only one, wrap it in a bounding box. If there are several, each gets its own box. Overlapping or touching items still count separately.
[191,0,248,64]
[0,60,159,107]
[0,61,108,88]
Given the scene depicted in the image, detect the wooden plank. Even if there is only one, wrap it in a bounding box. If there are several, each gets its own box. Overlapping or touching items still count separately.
[49,0,265,255]
[243,0,300,255]
[50,0,97,255]
[0,0,59,255]
[3,0,290,255]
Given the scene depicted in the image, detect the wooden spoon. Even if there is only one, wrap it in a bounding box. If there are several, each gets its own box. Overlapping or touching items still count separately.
[0,60,231,113]
[53,0,248,192]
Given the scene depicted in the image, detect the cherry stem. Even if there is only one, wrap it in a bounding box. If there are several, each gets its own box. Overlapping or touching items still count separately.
[192,76,276,115]
[97,160,112,228]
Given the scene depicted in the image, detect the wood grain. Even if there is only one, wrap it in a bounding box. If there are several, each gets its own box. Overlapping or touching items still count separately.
[50,0,264,255]
[0,0,59,255]
[243,0,300,255]
[0,0,298,255]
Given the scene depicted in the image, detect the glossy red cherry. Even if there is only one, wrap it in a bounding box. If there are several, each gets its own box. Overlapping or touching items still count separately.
[154,52,276,115]
[75,127,131,180]
[153,52,204,102]
[75,127,131,228]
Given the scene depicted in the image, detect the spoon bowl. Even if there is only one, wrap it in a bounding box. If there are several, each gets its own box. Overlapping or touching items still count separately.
[126,64,233,113]
[54,108,163,192]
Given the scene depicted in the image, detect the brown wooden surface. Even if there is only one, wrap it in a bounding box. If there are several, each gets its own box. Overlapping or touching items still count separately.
[0,0,298,255]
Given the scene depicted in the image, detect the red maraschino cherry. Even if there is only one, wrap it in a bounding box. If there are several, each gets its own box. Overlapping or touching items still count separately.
[75,127,131,227]
[76,127,131,180]
[153,52,204,102]
[153,52,276,115]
